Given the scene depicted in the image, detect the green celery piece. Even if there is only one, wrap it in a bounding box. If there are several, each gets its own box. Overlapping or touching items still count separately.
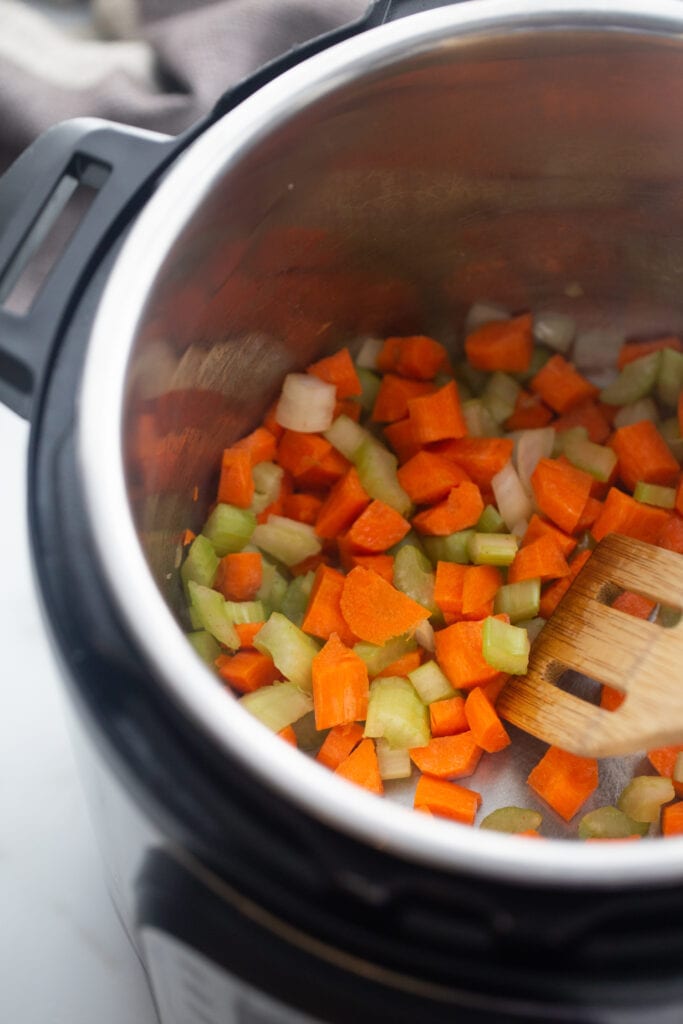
[257,559,288,614]
[481,616,530,675]
[187,581,239,650]
[516,617,546,644]
[356,368,382,413]
[240,682,313,733]
[354,633,418,677]
[375,738,412,780]
[613,397,659,429]
[617,776,675,823]
[364,676,430,749]
[224,600,266,625]
[659,417,683,460]
[250,461,284,514]
[633,481,676,509]
[393,545,437,613]
[280,571,316,628]
[202,503,256,557]
[468,532,518,567]
[482,372,521,424]
[476,504,506,534]
[353,437,413,517]
[657,348,683,408]
[493,579,541,623]
[514,344,551,383]
[188,604,203,630]
[562,435,617,483]
[181,534,219,594]
[600,350,661,406]
[254,612,320,692]
[324,414,372,460]
[480,807,542,834]
[578,805,647,840]
[186,630,222,664]
[552,426,588,458]
[251,514,321,567]
[408,660,456,704]
[422,530,474,566]
[462,399,501,438]
[456,360,488,396]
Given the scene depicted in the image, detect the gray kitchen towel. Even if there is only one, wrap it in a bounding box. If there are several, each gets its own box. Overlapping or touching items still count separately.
[0,0,370,174]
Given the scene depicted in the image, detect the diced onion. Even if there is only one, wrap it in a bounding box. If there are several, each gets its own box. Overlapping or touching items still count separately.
[413,619,435,652]
[532,311,576,353]
[515,427,555,496]
[275,373,336,432]
[465,301,509,333]
[491,461,533,529]
[355,336,383,369]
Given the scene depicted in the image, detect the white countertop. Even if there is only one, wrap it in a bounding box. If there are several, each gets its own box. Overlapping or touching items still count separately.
[0,403,158,1024]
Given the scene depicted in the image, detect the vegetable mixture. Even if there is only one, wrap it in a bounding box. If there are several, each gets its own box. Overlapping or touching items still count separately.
[181,308,683,840]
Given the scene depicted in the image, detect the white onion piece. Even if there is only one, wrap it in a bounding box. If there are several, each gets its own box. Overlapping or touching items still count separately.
[613,397,659,429]
[464,301,509,334]
[511,518,530,540]
[275,374,336,432]
[515,427,556,496]
[532,311,576,353]
[413,618,435,653]
[355,336,383,369]
[492,461,533,530]
[572,327,625,372]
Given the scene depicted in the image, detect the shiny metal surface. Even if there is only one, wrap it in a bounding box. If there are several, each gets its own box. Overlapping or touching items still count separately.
[80,1,683,884]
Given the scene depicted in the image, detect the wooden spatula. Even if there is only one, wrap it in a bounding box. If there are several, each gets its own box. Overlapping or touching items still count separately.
[497,533,683,758]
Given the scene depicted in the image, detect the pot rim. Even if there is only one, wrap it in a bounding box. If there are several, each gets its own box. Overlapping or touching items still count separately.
[79,0,683,887]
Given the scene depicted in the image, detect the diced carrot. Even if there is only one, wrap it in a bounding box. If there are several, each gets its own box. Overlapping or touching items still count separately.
[278,725,298,746]
[216,650,280,693]
[609,420,680,491]
[591,487,670,543]
[338,547,395,582]
[679,391,683,438]
[307,347,362,399]
[407,381,467,444]
[434,617,508,690]
[538,549,591,618]
[345,499,411,553]
[340,566,431,645]
[429,695,468,737]
[316,722,365,769]
[600,684,625,711]
[552,401,612,444]
[397,450,471,505]
[289,552,331,578]
[235,621,266,648]
[315,466,371,540]
[334,397,363,422]
[531,458,594,534]
[335,737,384,795]
[658,513,683,554]
[371,374,434,423]
[409,731,483,779]
[431,437,514,488]
[233,426,278,465]
[433,562,467,617]
[302,564,357,646]
[181,528,196,546]
[522,514,577,558]
[375,650,423,678]
[575,497,603,532]
[412,481,484,535]
[277,430,348,489]
[505,389,553,430]
[482,673,510,705]
[282,492,324,525]
[414,775,481,824]
[662,802,683,836]
[530,354,599,414]
[461,564,503,620]
[508,534,570,584]
[464,686,511,753]
[617,335,682,369]
[464,313,533,372]
[382,417,422,463]
[217,447,254,508]
[647,746,683,798]
[611,590,656,619]
[377,335,449,380]
[215,551,263,602]
[527,746,599,821]
[312,632,369,730]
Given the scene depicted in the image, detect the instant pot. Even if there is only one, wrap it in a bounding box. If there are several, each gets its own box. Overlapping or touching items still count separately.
[3,1,683,1020]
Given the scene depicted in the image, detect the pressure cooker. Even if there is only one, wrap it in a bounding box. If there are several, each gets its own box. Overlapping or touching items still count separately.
[3,1,683,1021]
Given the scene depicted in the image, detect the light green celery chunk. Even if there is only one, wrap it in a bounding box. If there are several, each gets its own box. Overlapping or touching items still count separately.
[481,616,530,675]
[468,532,518,567]
[422,530,474,566]
[324,414,371,460]
[456,360,488,396]
[657,348,683,408]
[516,617,546,645]
[293,710,325,752]
[578,805,647,840]
[493,579,541,623]
[515,344,551,383]
[617,776,675,823]
[257,559,288,614]
[251,514,321,567]
[353,437,413,517]
[600,350,661,406]
[476,504,506,534]
[552,426,588,458]
[356,368,381,413]
[188,605,203,630]
[408,660,456,704]
[187,581,239,650]
[364,676,430,749]
[480,807,542,834]
[633,481,676,509]
[186,630,222,664]
[375,738,412,780]
[388,529,427,557]
[181,534,219,594]
[240,682,313,732]
[280,571,316,628]
[354,633,418,677]
[563,435,617,483]
[482,372,521,424]
[202,503,256,557]
[224,600,266,625]
[393,545,437,613]
[613,397,659,429]
[463,399,500,438]
[250,462,284,515]
[254,612,320,692]
[659,417,683,460]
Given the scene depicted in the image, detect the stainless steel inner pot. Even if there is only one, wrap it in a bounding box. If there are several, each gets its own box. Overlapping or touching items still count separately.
[79,0,683,886]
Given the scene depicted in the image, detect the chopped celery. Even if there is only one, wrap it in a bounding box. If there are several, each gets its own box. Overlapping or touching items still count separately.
[657,348,683,408]
[562,435,617,483]
[578,805,647,840]
[257,559,288,613]
[617,776,675,823]
[324,414,371,460]
[659,417,683,460]
[181,534,219,594]
[462,399,500,438]
[613,397,659,429]
[188,604,203,630]
[493,578,541,622]
[250,462,284,514]
[240,681,313,732]
[422,530,474,566]
[476,504,506,534]
[393,545,437,613]
[481,616,530,675]
[364,676,430,749]
[187,581,239,650]
[186,630,222,664]
[633,481,676,509]
[388,529,427,557]
[202,503,256,556]
[251,514,321,567]
[376,738,412,780]
[480,806,542,834]
[456,359,489,396]
[482,372,521,424]
[353,437,413,517]
[280,571,316,628]
[354,633,418,677]
[514,344,551,383]
[408,660,456,704]
[516,617,546,645]
[224,600,266,624]
[468,532,518,567]
[254,612,320,692]
[356,367,381,413]
[552,426,588,458]
[600,351,661,405]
